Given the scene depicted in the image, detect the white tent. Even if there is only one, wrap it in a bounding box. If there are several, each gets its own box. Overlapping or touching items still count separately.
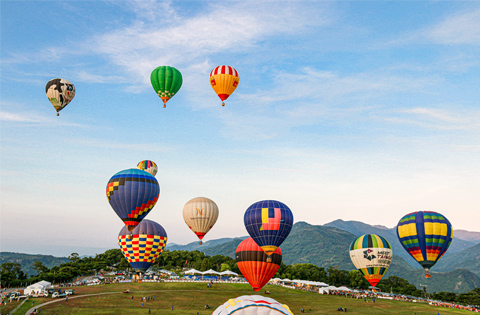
[337,286,352,291]
[219,270,238,276]
[184,269,203,275]
[202,269,220,275]
[24,280,52,295]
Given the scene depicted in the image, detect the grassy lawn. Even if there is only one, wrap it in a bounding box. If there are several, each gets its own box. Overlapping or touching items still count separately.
[1,298,23,314]
[17,282,474,315]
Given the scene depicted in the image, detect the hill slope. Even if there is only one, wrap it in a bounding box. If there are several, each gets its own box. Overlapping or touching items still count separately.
[0,252,70,276]
[201,222,480,293]
[324,219,477,270]
[433,242,480,276]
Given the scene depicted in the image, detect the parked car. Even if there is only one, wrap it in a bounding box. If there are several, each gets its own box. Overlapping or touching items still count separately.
[52,292,67,298]
[65,289,75,295]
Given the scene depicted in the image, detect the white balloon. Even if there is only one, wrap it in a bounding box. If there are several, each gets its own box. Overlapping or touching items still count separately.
[211,295,294,315]
[182,197,219,244]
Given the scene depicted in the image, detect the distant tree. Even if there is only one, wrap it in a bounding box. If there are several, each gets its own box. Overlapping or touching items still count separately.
[200,258,210,271]
[1,263,27,287]
[220,263,231,272]
[326,266,349,287]
[432,291,457,302]
[347,270,369,289]
[68,253,80,263]
[456,288,480,306]
[376,276,423,297]
[32,260,49,275]
[118,258,130,271]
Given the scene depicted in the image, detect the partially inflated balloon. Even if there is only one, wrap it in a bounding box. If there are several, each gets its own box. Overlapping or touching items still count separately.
[182,197,219,244]
[137,160,158,177]
[397,211,453,278]
[244,200,293,260]
[236,237,282,292]
[106,169,160,231]
[150,66,182,108]
[45,78,75,116]
[349,234,392,287]
[118,219,167,273]
[209,65,239,106]
[211,295,293,315]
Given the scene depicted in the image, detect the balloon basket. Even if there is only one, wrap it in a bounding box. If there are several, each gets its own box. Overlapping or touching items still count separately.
[56,113,59,116]
[199,241,203,245]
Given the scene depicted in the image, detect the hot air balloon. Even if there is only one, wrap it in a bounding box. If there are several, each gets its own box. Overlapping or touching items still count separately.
[209,65,239,106]
[137,160,158,177]
[397,211,453,278]
[150,66,182,108]
[106,169,160,232]
[211,295,293,315]
[118,219,167,273]
[236,237,282,292]
[349,234,393,287]
[45,78,75,116]
[244,200,293,262]
[182,197,219,245]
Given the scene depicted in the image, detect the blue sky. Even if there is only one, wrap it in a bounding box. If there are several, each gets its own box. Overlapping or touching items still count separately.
[1,1,479,257]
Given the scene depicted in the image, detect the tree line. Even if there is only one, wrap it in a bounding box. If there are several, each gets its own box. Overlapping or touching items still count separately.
[1,249,478,306]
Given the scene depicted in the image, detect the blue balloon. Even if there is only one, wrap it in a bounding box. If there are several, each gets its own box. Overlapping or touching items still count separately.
[107,169,160,231]
[244,200,294,257]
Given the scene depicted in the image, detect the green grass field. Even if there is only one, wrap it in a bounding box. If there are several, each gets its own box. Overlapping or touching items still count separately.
[12,282,475,315]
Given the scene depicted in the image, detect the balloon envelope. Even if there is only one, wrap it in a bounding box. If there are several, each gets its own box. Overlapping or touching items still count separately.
[150,66,182,107]
[209,65,239,106]
[182,197,219,244]
[107,169,160,231]
[397,211,453,278]
[244,200,293,256]
[349,234,392,287]
[45,78,75,115]
[118,219,167,272]
[236,237,282,292]
[137,160,158,177]
[211,295,294,315]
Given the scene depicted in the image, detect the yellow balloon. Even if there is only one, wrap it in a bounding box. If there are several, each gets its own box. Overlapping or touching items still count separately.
[209,65,239,106]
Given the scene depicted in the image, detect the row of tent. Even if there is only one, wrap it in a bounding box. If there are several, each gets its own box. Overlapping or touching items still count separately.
[184,269,239,276]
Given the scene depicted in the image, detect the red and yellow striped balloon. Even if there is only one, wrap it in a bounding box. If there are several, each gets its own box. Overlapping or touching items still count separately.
[209,65,239,106]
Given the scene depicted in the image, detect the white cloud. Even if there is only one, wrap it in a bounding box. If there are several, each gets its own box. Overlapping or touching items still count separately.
[0,106,88,128]
[72,138,176,152]
[90,1,330,86]
[425,8,480,45]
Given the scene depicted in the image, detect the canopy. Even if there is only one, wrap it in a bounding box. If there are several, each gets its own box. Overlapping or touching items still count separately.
[202,269,220,275]
[184,269,203,275]
[219,270,238,276]
[184,269,237,276]
[24,280,52,295]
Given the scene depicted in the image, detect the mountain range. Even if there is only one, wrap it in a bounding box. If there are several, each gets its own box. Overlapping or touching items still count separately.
[4,220,479,293]
[166,220,480,293]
